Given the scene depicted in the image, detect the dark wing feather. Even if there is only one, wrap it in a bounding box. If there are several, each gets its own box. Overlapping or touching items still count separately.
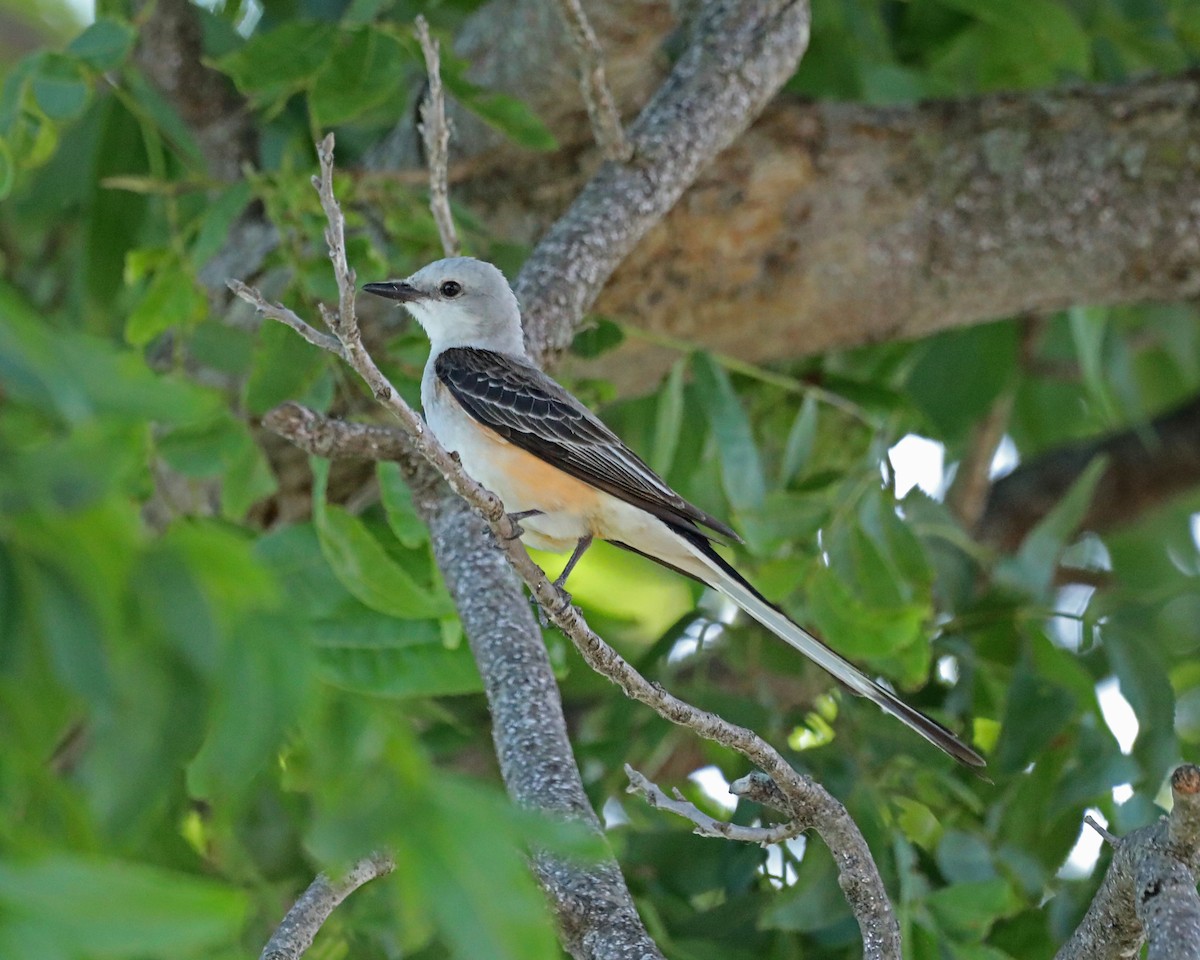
[435,347,741,544]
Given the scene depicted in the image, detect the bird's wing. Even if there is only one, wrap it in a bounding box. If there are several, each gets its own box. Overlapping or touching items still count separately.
[434,346,741,543]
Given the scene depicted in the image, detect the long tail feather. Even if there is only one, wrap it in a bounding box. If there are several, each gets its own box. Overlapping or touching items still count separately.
[683,540,985,768]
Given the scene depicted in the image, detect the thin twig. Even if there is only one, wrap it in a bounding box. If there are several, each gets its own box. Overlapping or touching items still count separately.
[1085,814,1119,846]
[414,17,461,257]
[260,853,395,960]
[551,0,632,162]
[944,389,1013,528]
[227,280,346,359]
[625,765,807,844]
[234,134,901,958]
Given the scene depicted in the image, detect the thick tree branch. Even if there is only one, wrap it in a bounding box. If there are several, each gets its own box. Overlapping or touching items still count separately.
[447,69,1200,389]
[979,392,1200,550]
[1055,765,1200,960]
[513,0,812,360]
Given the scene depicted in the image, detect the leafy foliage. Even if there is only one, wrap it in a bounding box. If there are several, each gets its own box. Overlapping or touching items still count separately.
[1,1,1198,959]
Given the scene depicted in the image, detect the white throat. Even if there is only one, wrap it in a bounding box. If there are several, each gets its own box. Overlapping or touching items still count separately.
[405,299,528,358]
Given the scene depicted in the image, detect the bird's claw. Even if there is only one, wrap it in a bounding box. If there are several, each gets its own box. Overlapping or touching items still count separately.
[502,509,543,542]
[530,581,573,626]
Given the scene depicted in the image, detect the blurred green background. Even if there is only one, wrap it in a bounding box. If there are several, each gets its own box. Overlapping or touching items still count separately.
[2,0,1199,957]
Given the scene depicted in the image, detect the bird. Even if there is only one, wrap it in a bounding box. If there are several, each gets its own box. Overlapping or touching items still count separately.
[363,257,985,768]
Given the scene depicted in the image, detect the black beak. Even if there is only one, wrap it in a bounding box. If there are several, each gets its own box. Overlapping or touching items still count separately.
[362,280,423,303]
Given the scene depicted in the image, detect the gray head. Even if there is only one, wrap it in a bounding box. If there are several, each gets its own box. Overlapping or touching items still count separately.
[363,257,526,356]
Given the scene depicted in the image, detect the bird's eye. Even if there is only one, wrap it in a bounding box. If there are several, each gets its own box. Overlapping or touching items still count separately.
[440,280,462,298]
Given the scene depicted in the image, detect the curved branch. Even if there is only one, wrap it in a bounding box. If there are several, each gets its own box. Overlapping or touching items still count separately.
[513,0,812,360]
[260,853,396,960]
[979,392,1200,550]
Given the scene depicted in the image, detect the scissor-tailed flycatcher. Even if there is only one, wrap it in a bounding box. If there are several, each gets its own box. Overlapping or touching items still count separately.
[364,257,984,768]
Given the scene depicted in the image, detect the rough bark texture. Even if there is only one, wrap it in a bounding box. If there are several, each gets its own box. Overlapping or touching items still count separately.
[411,0,1200,390]
[553,74,1200,390]
[1055,765,1200,960]
[979,392,1200,550]
[422,492,666,960]
[513,0,813,362]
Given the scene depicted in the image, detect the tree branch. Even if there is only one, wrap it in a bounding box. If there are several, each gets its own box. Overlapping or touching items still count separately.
[550,0,632,162]
[513,0,813,361]
[625,765,807,844]
[259,853,396,960]
[414,17,461,257]
[1055,765,1200,960]
[133,0,258,181]
[979,392,1200,550]
[457,71,1200,389]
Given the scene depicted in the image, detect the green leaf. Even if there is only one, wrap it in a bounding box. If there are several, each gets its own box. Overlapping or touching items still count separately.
[67,18,136,71]
[803,562,926,660]
[125,261,207,346]
[213,21,337,109]
[190,180,252,266]
[378,462,428,549]
[31,54,90,122]
[440,64,557,151]
[310,29,406,127]
[780,394,818,484]
[570,317,625,358]
[220,433,278,520]
[0,282,210,425]
[650,357,686,476]
[1067,306,1119,423]
[692,353,766,513]
[996,456,1107,597]
[908,321,1018,441]
[993,662,1076,774]
[189,611,315,799]
[0,136,13,200]
[312,460,450,619]
[403,780,559,960]
[25,559,112,707]
[313,612,482,698]
[244,318,327,415]
[0,856,246,957]
[926,878,1021,942]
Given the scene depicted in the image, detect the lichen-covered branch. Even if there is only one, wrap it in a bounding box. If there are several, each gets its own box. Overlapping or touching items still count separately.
[625,765,807,844]
[259,853,396,960]
[1055,765,1200,960]
[513,0,812,361]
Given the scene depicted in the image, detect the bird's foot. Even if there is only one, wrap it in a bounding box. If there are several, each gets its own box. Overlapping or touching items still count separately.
[483,509,543,548]
[502,509,543,541]
[530,579,573,627]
